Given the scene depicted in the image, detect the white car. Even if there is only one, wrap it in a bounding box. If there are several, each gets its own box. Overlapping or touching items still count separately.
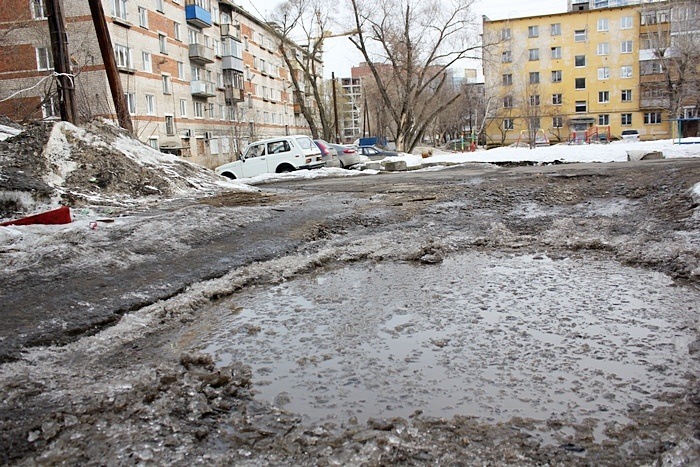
[621,129,640,142]
[216,135,324,179]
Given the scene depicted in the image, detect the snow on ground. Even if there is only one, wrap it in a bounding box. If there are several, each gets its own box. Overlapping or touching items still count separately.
[238,166,379,185]
[0,124,22,141]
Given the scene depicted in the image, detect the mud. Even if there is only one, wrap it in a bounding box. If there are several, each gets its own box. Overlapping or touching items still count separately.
[1,158,700,465]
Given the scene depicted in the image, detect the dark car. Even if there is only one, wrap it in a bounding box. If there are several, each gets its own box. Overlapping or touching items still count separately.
[313,139,340,167]
[357,145,399,161]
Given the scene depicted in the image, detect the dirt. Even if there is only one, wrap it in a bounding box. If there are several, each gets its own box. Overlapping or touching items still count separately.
[1,123,699,465]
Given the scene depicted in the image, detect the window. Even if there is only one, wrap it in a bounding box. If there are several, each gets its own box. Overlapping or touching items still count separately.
[621,89,633,102]
[501,51,512,63]
[124,92,136,114]
[147,138,158,150]
[597,18,609,31]
[599,91,610,103]
[162,75,171,94]
[575,101,587,113]
[551,23,561,36]
[621,66,633,78]
[501,28,511,40]
[597,42,609,55]
[598,114,609,125]
[621,41,633,53]
[621,113,632,125]
[165,115,174,135]
[142,52,152,72]
[551,46,562,59]
[32,0,46,19]
[174,22,181,41]
[621,16,633,29]
[574,29,587,42]
[575,55,586,67]
[159,34,167,54]
[194,101,204,118]
[177,61,184,79]
[156,0,164,13]
[529,72,540,84]
[111,0,127,21]
[138,7,148,28]
[598,67,610,80]
[503,118,514,130]
[551,70,562,83]
[35,47,53,70]
[179,99,187,117]
[644,112,662,124]
[41,96,57,118]
[208,103,214,116]
[503,96,513,108]
[553,116,563,128]
[529,48,539,61]
[641,60,664,75]
[530,95,540,106]
[502,73,513,85]
[528,25,539,38]
[552,93,562,105]
[114,44,132,70]
[145,94,155,115]
[575,78,586,90]
[219,104,225,120]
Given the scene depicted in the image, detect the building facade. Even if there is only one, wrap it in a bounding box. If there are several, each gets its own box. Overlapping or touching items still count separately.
[482,3,675,146]
[0,0,317,168]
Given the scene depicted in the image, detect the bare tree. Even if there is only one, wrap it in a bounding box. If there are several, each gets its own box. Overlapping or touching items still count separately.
[346,0,480,152]
[270,0,339,141]
[640,1,700,123]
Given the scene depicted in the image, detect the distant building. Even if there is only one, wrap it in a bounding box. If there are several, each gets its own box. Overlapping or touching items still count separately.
[481,1,690,146]
[0,0,318,168]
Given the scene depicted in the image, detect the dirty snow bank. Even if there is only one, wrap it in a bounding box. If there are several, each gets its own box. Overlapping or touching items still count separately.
[0,120,249,221]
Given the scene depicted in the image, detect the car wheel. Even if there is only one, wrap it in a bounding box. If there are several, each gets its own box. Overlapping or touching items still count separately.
[339,160,345,169]
[220,172,236,180]
[277,164,294,173]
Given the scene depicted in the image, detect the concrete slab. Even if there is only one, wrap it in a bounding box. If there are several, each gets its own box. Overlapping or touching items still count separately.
[627,150,664,161]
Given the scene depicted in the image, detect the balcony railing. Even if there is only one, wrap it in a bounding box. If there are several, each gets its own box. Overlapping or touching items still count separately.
[222,55,244,72]
[190,80,216,97]
[185,2,212,28]
[224,86,244,104]
[189,43,215,64]
[220,23,241,40]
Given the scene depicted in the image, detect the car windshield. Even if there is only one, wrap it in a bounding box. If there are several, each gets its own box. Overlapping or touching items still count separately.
[245,144,265,158]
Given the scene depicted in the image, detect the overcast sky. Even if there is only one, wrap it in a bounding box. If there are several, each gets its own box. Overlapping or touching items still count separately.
[235,0,569,77]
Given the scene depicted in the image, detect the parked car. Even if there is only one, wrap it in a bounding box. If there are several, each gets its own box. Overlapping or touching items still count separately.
[313,139,341,168]
[215,135,324,179]
[328,143,362,168]
[621,129,640,142]
[357,145,399,161]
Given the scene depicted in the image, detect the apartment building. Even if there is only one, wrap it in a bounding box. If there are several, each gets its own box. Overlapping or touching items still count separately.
[482,3,675,145]
[0,0,317,168]
[339,77,361,143]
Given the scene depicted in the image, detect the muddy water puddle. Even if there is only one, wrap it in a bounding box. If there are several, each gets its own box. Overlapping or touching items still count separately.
[196,252,699,438]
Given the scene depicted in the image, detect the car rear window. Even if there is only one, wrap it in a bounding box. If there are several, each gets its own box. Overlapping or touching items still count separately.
[295,137,314,150]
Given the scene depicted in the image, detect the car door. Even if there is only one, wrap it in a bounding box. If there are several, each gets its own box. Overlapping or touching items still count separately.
[240,143,268,177]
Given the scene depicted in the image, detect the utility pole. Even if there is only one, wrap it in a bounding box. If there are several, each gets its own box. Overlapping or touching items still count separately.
[45,0,78,124]
[88,0,133,133]
[331,72,339,143]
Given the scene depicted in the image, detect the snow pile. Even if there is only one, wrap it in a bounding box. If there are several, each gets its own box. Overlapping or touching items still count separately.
[0,124,22,142]
[0,120,249,221]
[239,166,378,185]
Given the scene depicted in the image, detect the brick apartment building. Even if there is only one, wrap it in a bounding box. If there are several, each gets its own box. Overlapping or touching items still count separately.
[0,0,319,168]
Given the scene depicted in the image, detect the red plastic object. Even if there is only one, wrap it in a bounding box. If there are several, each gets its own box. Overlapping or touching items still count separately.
[0,206,72,227]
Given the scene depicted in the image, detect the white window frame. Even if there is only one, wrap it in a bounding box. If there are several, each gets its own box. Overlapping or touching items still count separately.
[598,90,610,103]
[621,16,633,29]
[179,99,188,117]
[551,70,562,83]
[503,118,514,130]
[621,89,633,102]
[528,48,539,61]
[165,115,175,135]
[138,7,148,28]
[597,18,609,32]
[553,116,563,128]
[574,29,587,42]
[142,51,152,73]
[597,42,609,55]
[194,101,204,118]
[156,0,164,13]
[528,25,539,38]
[550,23,561,36]
[575,77,586,90]
[621,66,633,78]
[31,0,47,19]
[162,74,171,94]
[621,41,633,54]
[147,137,159,150]
[35,46,53,71]
[159,33,168,54]
[114,44,132,69]
[552,93,563,105]
[125,92,136,115]
[575,55,586,67]
[174,22,181,41]
[598,114,609,125]
[145,94,155,115]
[575,101,587,113]
[551,46,562,59]
[177,61,184,79]
[598,67,610,80]
[111,0,127,21]
[621,113,632,125]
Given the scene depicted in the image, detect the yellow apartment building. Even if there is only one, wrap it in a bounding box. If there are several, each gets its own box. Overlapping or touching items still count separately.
[482,4,672,146]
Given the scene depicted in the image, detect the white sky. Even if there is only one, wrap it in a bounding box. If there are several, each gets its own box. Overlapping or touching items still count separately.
[235,0,568,78]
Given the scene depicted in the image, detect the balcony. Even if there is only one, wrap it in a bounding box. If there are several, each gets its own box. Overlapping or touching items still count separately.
[219,0,237,6]
[640,96,670,109]
[222,55,244,72]
[189,43,215,64]
[224,86,244,104]
[190,80,216,97]
[185,2,212,28]
[220,23,241,40]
